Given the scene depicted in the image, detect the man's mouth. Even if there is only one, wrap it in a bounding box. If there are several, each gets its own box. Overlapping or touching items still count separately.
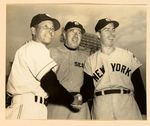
[108,37,114,41]
[46,34,52,38]
[108,39,113,41]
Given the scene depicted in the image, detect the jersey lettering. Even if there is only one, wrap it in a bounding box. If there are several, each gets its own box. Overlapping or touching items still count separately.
[111,63,131,76]
[74,62,84,68]
[92,65,105,82]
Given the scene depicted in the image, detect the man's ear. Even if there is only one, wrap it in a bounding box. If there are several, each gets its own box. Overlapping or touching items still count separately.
[63,31,66,40]
[96,32,101,39]
[96,32,101,38]
[30,27,36,35]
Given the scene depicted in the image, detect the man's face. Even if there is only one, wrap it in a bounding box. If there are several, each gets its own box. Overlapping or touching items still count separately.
[33,20,55,45]
[98,23,116,47]
[64,27,82,49]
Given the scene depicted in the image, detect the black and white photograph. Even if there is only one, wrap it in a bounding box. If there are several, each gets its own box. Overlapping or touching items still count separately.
[0,0,150,125]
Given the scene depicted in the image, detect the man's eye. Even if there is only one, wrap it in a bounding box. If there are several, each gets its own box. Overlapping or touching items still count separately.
[50,27,55,31]
[43,26,48,29]
[104,29,109,31]
[41,25,54,31]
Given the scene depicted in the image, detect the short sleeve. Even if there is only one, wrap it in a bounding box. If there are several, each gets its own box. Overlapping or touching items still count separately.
[130,52,142,72]
[24,43,57,81]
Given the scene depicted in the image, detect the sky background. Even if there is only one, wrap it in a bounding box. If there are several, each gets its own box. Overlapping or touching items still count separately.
[6,4,146,87]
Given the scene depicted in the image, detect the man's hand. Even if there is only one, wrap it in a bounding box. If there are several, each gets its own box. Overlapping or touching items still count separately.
[70,94,83,112]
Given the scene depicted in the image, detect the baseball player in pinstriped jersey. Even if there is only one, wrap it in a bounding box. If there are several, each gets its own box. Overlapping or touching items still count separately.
[6,14,80,119]
[46,21,91,119]
[80,18,146,120]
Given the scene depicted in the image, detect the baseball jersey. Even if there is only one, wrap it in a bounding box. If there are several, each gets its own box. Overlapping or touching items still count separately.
[50,44,88,92]
[47,44,91,119]
[84,47,142,92]
[7,40,57,98]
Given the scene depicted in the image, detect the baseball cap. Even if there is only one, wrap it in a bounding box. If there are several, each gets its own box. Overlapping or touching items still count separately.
[30,13,60,31]
[95,18,119,32]
[64,21,86,34]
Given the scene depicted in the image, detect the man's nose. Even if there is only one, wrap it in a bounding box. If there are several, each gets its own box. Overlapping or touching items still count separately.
[74,32,78,37]
[111,31,115,38]
[50,30,54,36]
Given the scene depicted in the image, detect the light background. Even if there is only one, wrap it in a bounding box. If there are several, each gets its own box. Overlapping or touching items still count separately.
[0,0,150,126]
[6,4,146,86]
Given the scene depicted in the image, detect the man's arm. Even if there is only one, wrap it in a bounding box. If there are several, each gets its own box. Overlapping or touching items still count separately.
[40,70,74,107]
[80,72,95,103]
[131,68,147,115]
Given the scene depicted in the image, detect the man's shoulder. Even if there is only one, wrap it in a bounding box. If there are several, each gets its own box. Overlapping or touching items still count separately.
[19,40,44,50]
[78,50,89,56]
[15,41,30,53]
[88,50,101,59]
[50,45,64,54]
[49,45,66,61]
[116,47,133,56]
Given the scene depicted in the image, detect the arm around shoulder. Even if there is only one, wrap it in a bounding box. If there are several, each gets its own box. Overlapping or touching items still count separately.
[40,69,74,107]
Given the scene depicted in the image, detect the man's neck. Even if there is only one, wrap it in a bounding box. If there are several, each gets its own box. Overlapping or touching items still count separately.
[101,45,115,55]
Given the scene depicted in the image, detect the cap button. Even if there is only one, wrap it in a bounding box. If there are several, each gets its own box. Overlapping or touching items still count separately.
[105,18,111,21]
[74,21,79,25]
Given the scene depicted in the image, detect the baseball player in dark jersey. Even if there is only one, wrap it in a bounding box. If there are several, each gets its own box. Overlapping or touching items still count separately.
[6,14,81,119]
[80,18,146,120]
[45,21,91,119]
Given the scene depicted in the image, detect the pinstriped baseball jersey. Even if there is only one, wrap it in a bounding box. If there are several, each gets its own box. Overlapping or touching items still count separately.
[7,40,57,98]
[84,47,143,120]
[84,47,142,92]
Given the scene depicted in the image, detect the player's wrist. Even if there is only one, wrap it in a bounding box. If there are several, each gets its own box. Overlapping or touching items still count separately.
[71,93,83,105]
[69,94,83,113]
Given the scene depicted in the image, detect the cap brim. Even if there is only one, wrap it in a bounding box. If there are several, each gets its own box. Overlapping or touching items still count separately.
[81,29,86,34]
[109,21,119,28]
[51,18,60,31]
[65,26,85,34]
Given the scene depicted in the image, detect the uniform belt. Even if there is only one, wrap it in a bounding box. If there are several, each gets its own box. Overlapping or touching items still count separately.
[35,96,48,106]
[95,89,131,96]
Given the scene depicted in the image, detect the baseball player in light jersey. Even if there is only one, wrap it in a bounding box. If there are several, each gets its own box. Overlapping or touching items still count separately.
[80,18,146,120]
[6,14,80,119]
[46,21,91,119]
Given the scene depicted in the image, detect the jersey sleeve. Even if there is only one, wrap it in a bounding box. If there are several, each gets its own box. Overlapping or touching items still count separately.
[130,51,142,72]
[49,47,59,63]
[24,44,57,81]
[84,57,93,76]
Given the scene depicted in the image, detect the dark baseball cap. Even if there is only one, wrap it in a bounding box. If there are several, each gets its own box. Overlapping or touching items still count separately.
[95,18,119,32]
[30,13,60,31]
[64,21,85,34]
